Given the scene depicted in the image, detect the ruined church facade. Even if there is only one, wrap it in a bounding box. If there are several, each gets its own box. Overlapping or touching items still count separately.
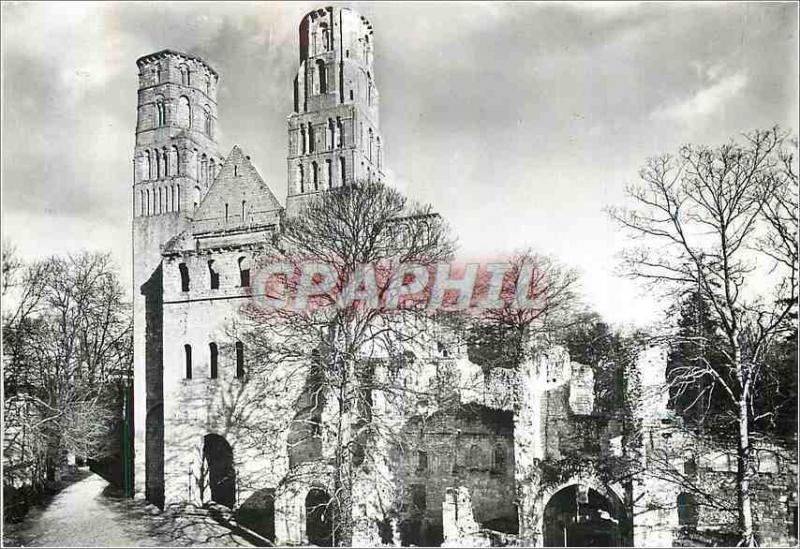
[130,7,796,547]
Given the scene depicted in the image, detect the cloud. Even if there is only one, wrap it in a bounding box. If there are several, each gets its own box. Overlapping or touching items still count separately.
[651,69,748,122]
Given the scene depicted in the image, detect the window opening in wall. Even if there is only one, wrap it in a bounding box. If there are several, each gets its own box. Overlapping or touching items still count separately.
[208,260,219,290]
[179,263,190,292]
[238,256,250,288]
[209,342,218,379]
[184,344,192,379]
[235,341,245,378]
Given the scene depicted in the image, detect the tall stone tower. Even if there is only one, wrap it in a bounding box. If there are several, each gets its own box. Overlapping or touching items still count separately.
[131,49,222,505]
[286,6,384,216]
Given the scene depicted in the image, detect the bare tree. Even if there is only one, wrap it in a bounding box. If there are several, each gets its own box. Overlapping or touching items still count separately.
[3,251,132,494]
[237,181,456,544]
[609,128,798,546]
[468,249,581,372]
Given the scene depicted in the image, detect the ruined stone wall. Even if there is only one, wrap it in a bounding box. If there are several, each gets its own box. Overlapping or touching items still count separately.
[395,405,517,545]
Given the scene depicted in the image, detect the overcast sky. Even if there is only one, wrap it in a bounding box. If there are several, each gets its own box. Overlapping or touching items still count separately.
[1,1,797,327]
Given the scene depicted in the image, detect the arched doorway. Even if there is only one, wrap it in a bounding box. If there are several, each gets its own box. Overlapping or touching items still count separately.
[202,434,236,508]
[305,488,333,546]
[543,484,627,547]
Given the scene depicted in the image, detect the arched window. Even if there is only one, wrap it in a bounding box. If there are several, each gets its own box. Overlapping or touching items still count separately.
[146,189,151,215]
[158,187,163,214]
[155,96,166,126]
[209,342,218,379]
[320,23,331,51]
[145,150,152,180]
[315,59,326,94]
[238,256,250,287]
[179,65,190,85]
[335,117,342,148]
[171,184,177,212]
[325,159,332,190]
[163,149,170,178]
[179,263,190,292]
[210,159,216,183]
[208,260,219,290]
[193,185,201,210]
[140,190,145,216]
[307,123,314,153]
[205,75,211,96]
[224,203,229,223]
[492,444,506,474]
[468,444,483,468]
[165,186,171,212]
[178,96,191,128]
[339,157,346,187]
[368,128,374,162]
[235,341,244,379]
[376,137,382,169]
[416,450,428,472]
[204,105,213,136]
[312,161,319,191]
[240,200,247,221]
[326,119,334,150]
[155,150,162,180]
[299,126,306,155]
[297,164,305,193]
[184,344,192,379]
[172,145,180,176]
[176,185,181,212]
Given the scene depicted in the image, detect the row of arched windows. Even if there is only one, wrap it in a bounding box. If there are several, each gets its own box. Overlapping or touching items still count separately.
[297,157,345,193]
[178,256,250,292]
[139,184,181,217]
[149,62,213,96]
[144,147,180,180]
[184,341,245,380]
[151,96,212,137]
[297,118,346,156]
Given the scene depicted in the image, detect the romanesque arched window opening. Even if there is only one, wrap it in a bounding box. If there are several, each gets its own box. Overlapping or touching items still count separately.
[326,118,333,150]
[184,344,193,379]
[139,190,145,216]
[176,185,181,212]
[299,126,306,155]
[325,160,332,190]
[145,150,152,180]
[416,450,428,472]
[312,161,319,191]
[194,185,201,210]
[179,65,190,86]
[368,128,374,162]
[209,342,218,379]
[155,150,162,180]
[339,157,346,187]
[163,149,170,178]
[336,117,343,148]
[298,164,305,193]
[208,260,219,290]
[155,97,166,126]
[376,137,382,169]
[308,122,315,153]
[172,146,180,176]
[179,263,190,292]
[146,189,151,216]
[178,96,191,129]
[204,105,213,136]
[320,22,331,51]
[492,443,506,473]
[235,341,244,379]
[224,203,229,223]
[316,59,327,94]
[238,256,250,287]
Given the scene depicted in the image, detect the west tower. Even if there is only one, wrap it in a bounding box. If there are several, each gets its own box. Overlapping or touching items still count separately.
[131,49,222,505]
[286,7,384,216]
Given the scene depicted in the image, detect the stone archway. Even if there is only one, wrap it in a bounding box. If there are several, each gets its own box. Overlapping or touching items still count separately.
[202,434,236,508]
[542,484,627,547]
[305,488,334,547]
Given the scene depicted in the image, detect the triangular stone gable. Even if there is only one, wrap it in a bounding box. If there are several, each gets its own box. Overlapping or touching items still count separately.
[193,145,283,232]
